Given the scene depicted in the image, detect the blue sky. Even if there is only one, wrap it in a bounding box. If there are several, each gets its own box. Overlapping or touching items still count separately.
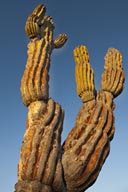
[0,0,128,191]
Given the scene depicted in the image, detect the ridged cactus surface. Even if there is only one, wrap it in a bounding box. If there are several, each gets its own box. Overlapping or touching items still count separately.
[74,45,96,102]
[25,4,47,39]
[21,4,67,106]
[62,45,124,192]
[101,48,125,97]
[15,4,124,192]
[16,99,66,192]
[15,4,67,192]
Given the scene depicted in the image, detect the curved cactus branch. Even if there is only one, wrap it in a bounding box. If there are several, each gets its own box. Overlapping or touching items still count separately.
[61,45,124,192]
[54,34,68,48]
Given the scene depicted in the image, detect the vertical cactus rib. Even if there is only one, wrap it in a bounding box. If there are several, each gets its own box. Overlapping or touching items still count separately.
[101,48,125,97]
[74,45,96,102]
[78,137,110,191]
[41,110,64,185]
[96,91,115,140]
[36,103,62,182]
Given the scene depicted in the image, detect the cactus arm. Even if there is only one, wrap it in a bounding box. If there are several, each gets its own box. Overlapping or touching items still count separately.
[54,34,68,48]
[74,46,96,102]
[25,3,68,48]
[62,99,113,192]
[25,4,46,39]
[32,4,46,22]
[101,48,125,97]
[21,15,54,106]
[62,45,124,192]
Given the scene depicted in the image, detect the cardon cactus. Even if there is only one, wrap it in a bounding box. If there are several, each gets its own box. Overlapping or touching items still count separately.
[15,4,125,192]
